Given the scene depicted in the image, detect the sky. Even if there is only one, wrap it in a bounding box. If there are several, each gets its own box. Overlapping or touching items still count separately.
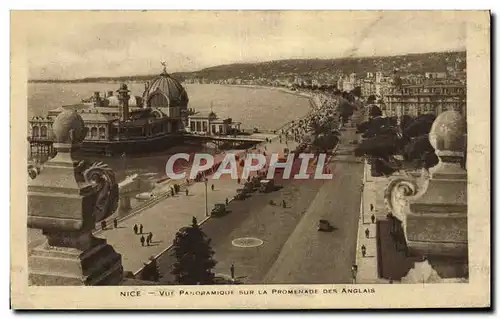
[17,11,467,80]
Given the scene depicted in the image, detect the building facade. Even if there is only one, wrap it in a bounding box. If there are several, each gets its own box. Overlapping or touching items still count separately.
[383,83,466,118]
[188,111,241,135]
[29,67,192,155]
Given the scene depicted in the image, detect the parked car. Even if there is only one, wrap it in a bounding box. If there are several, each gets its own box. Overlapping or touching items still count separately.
[135,192,155,201]
[235,189,249,200]
[211,203,227,217]
[259,179,275,193]
[318,219,333,232]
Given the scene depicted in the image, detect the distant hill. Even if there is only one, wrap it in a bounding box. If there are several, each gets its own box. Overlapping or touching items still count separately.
[29,50,466,83]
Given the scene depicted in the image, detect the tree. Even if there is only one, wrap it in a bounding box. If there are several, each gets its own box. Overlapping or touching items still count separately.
[354,134,401,160]
[171,217,217,285]
[338,99,355,123]
[403,114,436,138]
[354,116,404,176]
[351,86,362,98]
[403,135,439,169]
[361,117,398,139]
[313,132,340,153]
[367,105,383,119]
[367,95,376,104]
[140,256,161,282]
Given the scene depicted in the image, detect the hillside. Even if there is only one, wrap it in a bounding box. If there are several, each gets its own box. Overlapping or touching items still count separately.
[29,51,466,83]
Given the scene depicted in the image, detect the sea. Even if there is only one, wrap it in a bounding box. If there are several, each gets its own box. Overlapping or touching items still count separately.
[28,83,310,131]
[27,83,312,224]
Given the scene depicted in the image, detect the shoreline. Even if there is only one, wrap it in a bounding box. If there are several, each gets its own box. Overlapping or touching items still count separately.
[220,84,312,99]
[28,83,323,175]
[218,84,326,133]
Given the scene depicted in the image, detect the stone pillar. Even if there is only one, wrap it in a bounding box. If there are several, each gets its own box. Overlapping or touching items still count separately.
[28,110,123,286]
[385,110,468,282]
[117,83,130,121]
[119,195,131,211]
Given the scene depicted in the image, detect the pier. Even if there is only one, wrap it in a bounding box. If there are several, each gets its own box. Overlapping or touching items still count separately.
[28,137,55,158]
[28,133,271,158]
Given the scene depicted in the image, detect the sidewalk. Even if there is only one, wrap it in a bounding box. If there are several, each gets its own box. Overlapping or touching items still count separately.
[95,177,237,273]
[354,161,390,284]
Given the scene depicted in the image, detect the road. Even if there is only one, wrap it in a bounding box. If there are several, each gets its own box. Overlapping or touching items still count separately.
[157,127,364,284]
[156,173,326,284]
[262,127,363,284]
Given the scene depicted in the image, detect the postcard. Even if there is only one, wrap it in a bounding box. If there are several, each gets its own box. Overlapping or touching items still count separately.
[11,10,490,309]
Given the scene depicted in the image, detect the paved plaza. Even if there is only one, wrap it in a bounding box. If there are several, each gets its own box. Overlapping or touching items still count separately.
[94,135,298,274]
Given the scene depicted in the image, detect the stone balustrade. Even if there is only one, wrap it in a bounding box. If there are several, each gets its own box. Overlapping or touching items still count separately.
[384,110,468,281]
[28,110,124,286]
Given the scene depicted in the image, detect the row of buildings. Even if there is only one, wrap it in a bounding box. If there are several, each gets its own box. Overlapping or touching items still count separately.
[29,64,466,157]
[336,69,467,118]
[184,65,467,119]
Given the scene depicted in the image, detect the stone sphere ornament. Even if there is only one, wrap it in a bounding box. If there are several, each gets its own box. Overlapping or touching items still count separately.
[429,110,466,158]
[52,110,87,144]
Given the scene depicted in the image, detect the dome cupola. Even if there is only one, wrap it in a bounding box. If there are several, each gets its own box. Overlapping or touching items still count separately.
[143,63,189,108]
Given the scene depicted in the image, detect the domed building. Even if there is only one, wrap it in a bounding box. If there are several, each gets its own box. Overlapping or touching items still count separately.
[141,66,190,130]
[143,68,189,109]
[28,66,193,156]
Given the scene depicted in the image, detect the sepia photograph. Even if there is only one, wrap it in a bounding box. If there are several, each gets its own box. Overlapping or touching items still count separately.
[10,10,490,309]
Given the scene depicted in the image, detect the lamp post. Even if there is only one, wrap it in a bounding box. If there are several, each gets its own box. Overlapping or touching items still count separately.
[204,177,208,217]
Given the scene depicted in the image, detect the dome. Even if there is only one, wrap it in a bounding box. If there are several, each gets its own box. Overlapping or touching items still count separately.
[428,110,466,157]
[143,70,189,108]
[52,110,86,144]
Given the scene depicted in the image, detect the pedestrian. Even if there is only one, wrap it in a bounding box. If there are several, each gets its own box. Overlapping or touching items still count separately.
[361,245,366,257]
[225,197,229,205]
[211,184,215,191]
[133,224,138,234]
[101,220,106,230]
[282,200,286,208]
[371,214,376,224]
[139,224,143,234]
[113,218,118,229]
[140,235,145,247]
[230,264,235,280]
[365,228,370,238]
[185,189,189,196]
[370,204,374,212]
[148,232,153,243]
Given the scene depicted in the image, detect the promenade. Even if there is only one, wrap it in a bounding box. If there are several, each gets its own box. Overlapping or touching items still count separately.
[95,135,298,274]
[28,89,338,279]
[354,161,390,284]
[96,90,335,276]
[263,127,362,284]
